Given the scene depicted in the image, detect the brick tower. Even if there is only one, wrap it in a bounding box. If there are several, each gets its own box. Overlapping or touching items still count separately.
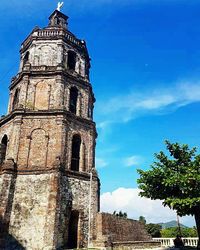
[0,9,100,249]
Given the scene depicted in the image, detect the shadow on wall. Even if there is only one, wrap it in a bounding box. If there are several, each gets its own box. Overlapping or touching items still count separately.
[0,216,25,250]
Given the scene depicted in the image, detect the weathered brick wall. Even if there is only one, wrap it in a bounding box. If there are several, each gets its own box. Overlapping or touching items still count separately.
[20,39,87,78]
[65,120,96,172]
[0,173,15,220]
[0,113,95,173]
[0,173,17,249]
[27,41,60,67]
[8,76,92,120]
[16,115,62,169]
[8,174,54,249]
[0,171,65,250]
[0,117,21,163]
[58,174,100,248]
[0,171,100,249]
[94,213,151,247]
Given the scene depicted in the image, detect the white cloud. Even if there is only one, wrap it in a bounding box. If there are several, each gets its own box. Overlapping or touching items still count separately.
[100,187,195,227]
[96,157,108,168]
[96,121,111,130]
[96,82,200,123]
[136,94,176,110]
[123,155,144,167]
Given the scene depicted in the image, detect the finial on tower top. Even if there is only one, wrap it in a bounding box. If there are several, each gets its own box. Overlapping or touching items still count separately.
[57,2,64,11]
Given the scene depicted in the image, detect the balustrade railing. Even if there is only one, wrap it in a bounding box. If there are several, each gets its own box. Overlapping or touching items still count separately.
[30,65,58,72]
[22,29,83,50]
[153,238,199,247]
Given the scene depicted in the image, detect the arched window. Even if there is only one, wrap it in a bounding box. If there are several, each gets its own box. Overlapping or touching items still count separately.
[67,51,76,70]
[71,135,81,171]
[23,51,29,65]
[0,135,8,165]
[12,88,20,110]
[69,87,78,114]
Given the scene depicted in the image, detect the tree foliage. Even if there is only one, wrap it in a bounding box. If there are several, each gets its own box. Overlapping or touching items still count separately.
[113,210,127,218]
[138,216,161,237]
[161,227,198,238]
[145,223,162,237]
[138,141,200,216]
[139,216,146,225]
[137,141,200,246]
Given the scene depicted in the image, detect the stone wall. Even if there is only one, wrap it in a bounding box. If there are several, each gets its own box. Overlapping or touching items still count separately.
[93,213,151,247]
[8,173,54,249]
[20,39,87,78]
[65,173,99,248]
[8,75,93,120]
[0,112,95,172]
[16,115,62,169]
[0,170,100,250]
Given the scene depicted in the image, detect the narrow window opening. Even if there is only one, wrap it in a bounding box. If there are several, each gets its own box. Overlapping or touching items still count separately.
[69,87,78,114]
[12,89,20,110]
[54,17,60,25]
[88,107,91,118]
[71,135,81,171]
[67,51,76,70]
[88,104,93,119]
[0,135,8,165]
[23,51,29,65]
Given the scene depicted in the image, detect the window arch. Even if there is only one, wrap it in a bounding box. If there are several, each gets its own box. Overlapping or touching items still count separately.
[0,135,8,165]
[71,134,81,171]
[12,88,20,110]
[35,81,50,110]
[67,51,76,70]
[28,129,49,168]
[69,87,78,114]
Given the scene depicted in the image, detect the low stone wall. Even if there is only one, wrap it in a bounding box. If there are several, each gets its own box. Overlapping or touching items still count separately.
[93,213,152,248]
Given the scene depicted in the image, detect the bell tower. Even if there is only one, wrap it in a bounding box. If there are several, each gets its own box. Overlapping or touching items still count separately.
[0,8,99,249]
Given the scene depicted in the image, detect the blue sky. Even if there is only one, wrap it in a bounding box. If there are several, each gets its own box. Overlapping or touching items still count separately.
[1,0,200,226]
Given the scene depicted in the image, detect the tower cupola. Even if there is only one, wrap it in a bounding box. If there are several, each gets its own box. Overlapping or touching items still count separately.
[17,8,90,80]
[48,10,68,29]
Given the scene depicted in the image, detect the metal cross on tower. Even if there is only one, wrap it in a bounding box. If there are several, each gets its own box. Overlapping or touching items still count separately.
[57,1,64,11]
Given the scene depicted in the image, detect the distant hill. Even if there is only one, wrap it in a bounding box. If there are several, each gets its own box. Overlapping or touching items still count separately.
[158,220,188,229]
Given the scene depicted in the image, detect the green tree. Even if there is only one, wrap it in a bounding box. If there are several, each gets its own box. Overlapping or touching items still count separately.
[161,227,181,238]
[139,216,146,225]
[161,227,198,238]
[137,141,200,248]
[123,212,128,218]
[119,211,123,217]
[145,223,162,237]
[113,211,127,218]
